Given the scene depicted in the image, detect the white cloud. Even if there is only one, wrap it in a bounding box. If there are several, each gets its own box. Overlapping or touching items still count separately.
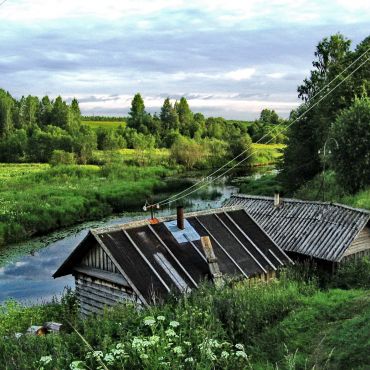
[225,68,256,81]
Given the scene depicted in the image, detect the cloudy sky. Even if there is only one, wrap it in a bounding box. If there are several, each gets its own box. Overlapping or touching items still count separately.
[0,0,369,119]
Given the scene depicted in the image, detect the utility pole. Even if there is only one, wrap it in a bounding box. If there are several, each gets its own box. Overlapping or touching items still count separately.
[318,137,339,201]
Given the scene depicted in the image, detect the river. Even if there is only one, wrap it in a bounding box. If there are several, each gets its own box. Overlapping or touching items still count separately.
[0,168,272,304]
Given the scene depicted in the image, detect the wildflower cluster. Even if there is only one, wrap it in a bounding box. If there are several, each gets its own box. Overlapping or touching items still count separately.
[59,314,251,369]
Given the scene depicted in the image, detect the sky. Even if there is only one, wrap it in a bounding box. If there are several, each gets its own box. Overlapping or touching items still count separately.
[0,0,369,119]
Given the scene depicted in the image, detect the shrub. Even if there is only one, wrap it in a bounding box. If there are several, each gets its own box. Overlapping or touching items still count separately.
[331,257,370,289]
[49,150,76,166]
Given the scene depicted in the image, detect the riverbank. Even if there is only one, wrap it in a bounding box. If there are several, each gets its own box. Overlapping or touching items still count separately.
[0,163,176,247]
[0,274,369,369]
[0,144,283,248]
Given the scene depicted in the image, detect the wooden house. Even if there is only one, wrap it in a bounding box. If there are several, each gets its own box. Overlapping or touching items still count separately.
[53,206,292,315]
[224,195,370,264]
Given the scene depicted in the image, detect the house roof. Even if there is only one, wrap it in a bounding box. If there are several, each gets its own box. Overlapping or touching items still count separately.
[54,206,292,304]
[224,195,370,262]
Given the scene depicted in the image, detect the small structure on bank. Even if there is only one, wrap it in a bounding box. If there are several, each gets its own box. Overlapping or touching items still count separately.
[224,194,370,264]
[53,206,292,315]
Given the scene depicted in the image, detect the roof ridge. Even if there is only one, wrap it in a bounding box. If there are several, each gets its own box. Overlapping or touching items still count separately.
[93,206,246,234]
[230,193,370,215]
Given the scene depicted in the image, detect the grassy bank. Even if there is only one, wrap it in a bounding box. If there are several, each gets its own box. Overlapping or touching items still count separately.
[0,163,173,247]
[0,275,368,369]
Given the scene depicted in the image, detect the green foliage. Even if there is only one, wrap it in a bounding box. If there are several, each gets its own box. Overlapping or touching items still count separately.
[228,134,253,167]
[0,163,171,246]
[280,34,370,192]
[1,279,368,369]
[170,136,206,169]
[49,150,76,166]
[239,174,282,196]
[330,96,370,193]
[331,257,370,289]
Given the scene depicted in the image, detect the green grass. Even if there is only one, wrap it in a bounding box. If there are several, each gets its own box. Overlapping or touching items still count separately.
[83,120,126,131]
[0,163,174,246]
[294,171,370,211]
[0,278,368,370]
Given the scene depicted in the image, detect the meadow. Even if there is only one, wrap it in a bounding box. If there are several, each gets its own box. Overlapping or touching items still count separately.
[0,261,369,370]
[0,143,284,247]
[0,162,174,247]
[83,120,126,131]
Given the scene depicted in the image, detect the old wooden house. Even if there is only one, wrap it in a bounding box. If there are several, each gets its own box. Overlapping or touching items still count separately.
[224,194,370,264]
[53,206,292,315]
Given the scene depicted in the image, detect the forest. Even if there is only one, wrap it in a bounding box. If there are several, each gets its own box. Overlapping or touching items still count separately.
[0,90,286,166]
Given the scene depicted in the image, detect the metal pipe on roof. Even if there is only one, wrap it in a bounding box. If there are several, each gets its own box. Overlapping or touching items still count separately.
[177,206,185,230]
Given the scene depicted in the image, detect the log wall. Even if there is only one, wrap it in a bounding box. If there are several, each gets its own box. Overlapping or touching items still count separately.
[75,273,140,317]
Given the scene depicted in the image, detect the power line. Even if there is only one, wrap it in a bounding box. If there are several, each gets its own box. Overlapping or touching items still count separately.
[0,0,8,8]
[151,46,370,208]
[156,54,369,207]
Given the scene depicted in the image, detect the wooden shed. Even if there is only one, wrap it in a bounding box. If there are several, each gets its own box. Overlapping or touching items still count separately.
[224,195,370,264]
[53,206,292,315]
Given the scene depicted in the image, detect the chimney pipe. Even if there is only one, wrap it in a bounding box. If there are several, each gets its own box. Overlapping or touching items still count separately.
[274,192,280,207]
[177,206,184,230]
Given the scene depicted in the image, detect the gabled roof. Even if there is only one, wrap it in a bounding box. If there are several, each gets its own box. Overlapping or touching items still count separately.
[54,206,292,304]
[224,195,370,262]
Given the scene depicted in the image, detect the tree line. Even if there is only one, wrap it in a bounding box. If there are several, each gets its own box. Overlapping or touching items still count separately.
[0,89,285,166]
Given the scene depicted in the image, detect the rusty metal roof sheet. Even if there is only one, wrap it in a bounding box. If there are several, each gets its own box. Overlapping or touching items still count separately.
[223,195,370,262]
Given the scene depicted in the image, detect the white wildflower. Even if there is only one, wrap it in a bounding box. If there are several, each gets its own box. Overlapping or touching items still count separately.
[143,316,156,326]
[221,351,230,359]
[185,357,194,363]
[173,346,183,354]
[235,343,245,350]
[169,320,180,328]
[156,315,165,321]
[103,353,115,365]
[235,350,248,360]
[39,356,52,365]
[69,361,86,370]
[165,328,177,337]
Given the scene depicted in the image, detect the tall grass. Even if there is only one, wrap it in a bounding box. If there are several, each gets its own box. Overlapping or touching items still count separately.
[0,163,172,246]
[0,277,368,369]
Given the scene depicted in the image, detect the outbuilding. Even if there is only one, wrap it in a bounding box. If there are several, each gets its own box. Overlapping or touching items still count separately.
[224,194,370,264]
[53,206,292,315]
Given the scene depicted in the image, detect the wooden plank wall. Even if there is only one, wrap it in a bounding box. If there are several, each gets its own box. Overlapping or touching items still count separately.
[81,244,119,273]
[75,273,139,316]
[342,226,370,261]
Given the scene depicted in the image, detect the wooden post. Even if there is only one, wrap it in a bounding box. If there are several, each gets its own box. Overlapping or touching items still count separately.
[200,236,223,287]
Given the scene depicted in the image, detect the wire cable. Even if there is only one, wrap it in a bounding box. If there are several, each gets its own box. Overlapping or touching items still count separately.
[150,47,370,208]
[157,54,369,207]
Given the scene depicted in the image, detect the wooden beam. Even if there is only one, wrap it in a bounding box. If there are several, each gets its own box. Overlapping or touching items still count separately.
[200,236,224,287]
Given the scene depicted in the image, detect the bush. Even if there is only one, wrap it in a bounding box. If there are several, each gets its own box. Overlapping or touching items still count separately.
[331,257,370,289]
[170,136,205,169]
[49,150,76,166]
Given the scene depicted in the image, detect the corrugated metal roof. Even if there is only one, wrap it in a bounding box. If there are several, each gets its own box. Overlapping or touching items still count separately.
[224,195,370,262]
[54,206,292,304]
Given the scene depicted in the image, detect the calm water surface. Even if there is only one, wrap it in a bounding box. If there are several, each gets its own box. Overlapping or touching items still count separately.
[0,172,256,304]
